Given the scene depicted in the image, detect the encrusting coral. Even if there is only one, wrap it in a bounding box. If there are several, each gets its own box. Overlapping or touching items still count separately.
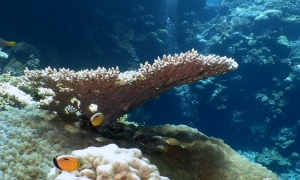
[23,49,238,127]
[152,125,280,180]
[92,122,280,180]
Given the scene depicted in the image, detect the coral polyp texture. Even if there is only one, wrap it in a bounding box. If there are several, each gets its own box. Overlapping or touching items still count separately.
[24,49,238,126]
[0,83,35,107]
[96,123,280,180]
[47,144,170,180]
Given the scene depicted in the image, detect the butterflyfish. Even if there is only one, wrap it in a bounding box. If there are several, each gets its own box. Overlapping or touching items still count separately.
[53,155,82,171]
[88,112,105,127]
[0,38,16,47]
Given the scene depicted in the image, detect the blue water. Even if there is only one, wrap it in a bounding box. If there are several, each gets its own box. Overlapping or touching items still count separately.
[1,0,300,179]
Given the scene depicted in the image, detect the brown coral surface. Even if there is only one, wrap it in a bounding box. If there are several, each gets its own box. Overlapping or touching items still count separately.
[94,122,280,180]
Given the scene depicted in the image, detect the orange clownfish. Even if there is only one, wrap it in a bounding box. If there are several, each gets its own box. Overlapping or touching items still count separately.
[0,38,16,47]
[87,112,105,127]
[53,155,83,171]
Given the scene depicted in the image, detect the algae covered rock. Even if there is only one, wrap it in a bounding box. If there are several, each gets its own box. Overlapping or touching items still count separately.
[274,35,291,57]
[254,9,282,30]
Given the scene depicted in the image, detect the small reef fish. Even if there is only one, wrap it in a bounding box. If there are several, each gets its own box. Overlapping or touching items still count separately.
[78,112,105,129]
[88,112,105,127]
[53,155,83,171]
[0,38,16,47]
[196,34,204,39]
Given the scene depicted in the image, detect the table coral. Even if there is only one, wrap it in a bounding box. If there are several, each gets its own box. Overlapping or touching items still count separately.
[0,82,35,108]
[23,49,238,127]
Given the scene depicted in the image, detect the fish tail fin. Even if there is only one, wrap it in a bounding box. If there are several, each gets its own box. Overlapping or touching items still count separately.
[6,41,16,46]
[76,157,84,167]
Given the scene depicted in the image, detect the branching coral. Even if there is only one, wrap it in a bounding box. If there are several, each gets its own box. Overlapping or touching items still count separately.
[23,49,238,127]
[0,83,35,108]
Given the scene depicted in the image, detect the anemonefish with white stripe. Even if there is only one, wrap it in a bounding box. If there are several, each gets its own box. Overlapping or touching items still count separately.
[53,155,83,171]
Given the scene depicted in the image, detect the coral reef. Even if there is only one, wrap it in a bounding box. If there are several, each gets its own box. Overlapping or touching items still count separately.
[3,0,300,178]
[0,104,279,180]
[23,49,238,127]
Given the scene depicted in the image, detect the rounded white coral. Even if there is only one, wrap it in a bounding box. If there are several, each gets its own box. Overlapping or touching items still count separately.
[47,144,170,180]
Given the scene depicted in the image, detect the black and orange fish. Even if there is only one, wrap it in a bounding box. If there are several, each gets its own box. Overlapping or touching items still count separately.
[53,155,83,171]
